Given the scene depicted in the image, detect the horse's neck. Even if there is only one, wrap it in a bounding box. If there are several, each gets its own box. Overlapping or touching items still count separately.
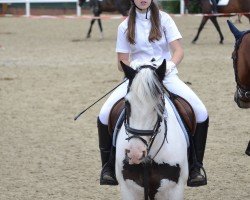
[238,34,250,88]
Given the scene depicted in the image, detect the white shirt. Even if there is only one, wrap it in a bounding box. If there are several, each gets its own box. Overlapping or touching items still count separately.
[116,10,182,72]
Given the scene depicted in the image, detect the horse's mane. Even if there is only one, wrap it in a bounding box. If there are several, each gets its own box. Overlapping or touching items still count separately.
[126,68,165,116]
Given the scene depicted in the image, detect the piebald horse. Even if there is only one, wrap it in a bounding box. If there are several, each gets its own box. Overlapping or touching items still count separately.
[78,0,130,39]
[227,20,250,156]
[191,0,250,44]
[115,60,188,200]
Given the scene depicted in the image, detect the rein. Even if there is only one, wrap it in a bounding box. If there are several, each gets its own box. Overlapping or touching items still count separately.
[232,30,250,100]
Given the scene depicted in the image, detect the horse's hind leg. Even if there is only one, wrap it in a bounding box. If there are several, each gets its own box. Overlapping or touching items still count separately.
[86,19,95,38]
[243,14,250,24]
[235,14,242,24]
[97,18,104,39]
[210,17,224,44]
[192,17,209,44]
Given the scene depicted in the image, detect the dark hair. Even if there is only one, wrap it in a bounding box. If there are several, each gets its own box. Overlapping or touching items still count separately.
[127,2,162,44]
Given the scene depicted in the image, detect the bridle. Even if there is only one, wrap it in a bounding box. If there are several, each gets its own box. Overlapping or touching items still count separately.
[232,30,250,101]
[124,65,168,162]
[124,104,165,158]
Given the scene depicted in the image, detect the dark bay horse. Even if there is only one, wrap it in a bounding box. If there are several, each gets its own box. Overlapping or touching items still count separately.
[227,20,250,156]
[78,0,130,39]
[191,0,250,44]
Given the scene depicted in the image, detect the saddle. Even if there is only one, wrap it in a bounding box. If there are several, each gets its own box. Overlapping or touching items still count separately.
[108,93,196,136]
[108,98,125,135]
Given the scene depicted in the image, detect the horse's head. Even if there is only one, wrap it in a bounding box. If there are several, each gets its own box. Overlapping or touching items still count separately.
[121,60,166,164]
[227,20,250,108]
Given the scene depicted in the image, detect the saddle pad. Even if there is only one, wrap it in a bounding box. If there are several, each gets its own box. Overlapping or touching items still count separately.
[210,0,229,6]
[165,96,190,148]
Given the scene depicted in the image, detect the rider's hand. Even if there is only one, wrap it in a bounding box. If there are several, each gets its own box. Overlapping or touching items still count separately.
[166,61,176,75]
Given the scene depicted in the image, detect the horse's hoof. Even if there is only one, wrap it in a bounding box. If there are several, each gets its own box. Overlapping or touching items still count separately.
[220,41,224,44]
[99,32,104,40]
[192,40,196,44]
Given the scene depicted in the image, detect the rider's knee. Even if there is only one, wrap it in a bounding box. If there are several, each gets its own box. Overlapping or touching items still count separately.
[195,105,208,123]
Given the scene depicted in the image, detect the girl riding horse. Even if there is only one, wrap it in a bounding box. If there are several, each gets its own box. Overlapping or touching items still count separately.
[115,60,189,199]
[97,0,209,188]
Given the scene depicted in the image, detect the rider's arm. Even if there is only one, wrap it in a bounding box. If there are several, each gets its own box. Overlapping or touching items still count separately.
[117,53,130,72]
[169,39,184,67]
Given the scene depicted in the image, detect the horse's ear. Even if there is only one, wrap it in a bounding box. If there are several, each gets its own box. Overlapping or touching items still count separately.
[155,59,166,82]
[120,61,136,80]
[227,20,244,40]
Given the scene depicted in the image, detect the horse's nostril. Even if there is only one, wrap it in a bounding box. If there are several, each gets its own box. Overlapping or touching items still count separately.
[125,149,130,154]
[139,151,147,161]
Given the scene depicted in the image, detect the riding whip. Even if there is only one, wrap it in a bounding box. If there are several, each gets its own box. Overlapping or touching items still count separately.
[74,79,127,121]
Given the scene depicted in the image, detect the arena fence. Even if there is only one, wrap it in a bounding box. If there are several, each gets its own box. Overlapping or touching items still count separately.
[0,0,185,16]
[0,0,81,16]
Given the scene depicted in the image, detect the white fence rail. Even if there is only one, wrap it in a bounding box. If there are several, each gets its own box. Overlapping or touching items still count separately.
[0,0,82,16]
[0,0,185,17]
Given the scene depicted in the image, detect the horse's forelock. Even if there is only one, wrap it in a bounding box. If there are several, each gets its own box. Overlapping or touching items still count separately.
[128,67,164,116]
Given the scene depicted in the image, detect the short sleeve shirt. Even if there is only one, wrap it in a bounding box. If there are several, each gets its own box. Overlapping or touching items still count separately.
[116,10,182,67]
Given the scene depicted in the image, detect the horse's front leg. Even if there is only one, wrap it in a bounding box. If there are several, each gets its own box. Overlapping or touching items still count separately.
[246,141,250,156]
[192,16,209,44]
[210,16,224,44]
[119,181,142,200]
[97,18,104,39]
[86,19,95,38]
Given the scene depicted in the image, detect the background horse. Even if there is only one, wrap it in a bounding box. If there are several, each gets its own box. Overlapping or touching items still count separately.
[115,61,188,200]
[227,20,250,156]
[191,0,250,44]
[79,0,130,39]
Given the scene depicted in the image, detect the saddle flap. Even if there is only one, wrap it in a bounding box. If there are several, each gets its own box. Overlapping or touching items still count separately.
[108,98,125,135]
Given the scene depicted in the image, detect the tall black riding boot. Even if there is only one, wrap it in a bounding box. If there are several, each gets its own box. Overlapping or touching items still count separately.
[187,117,209,187]
[97,117,118,185]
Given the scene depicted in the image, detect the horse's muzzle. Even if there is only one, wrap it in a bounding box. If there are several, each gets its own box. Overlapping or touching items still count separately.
[125,149,147,165]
